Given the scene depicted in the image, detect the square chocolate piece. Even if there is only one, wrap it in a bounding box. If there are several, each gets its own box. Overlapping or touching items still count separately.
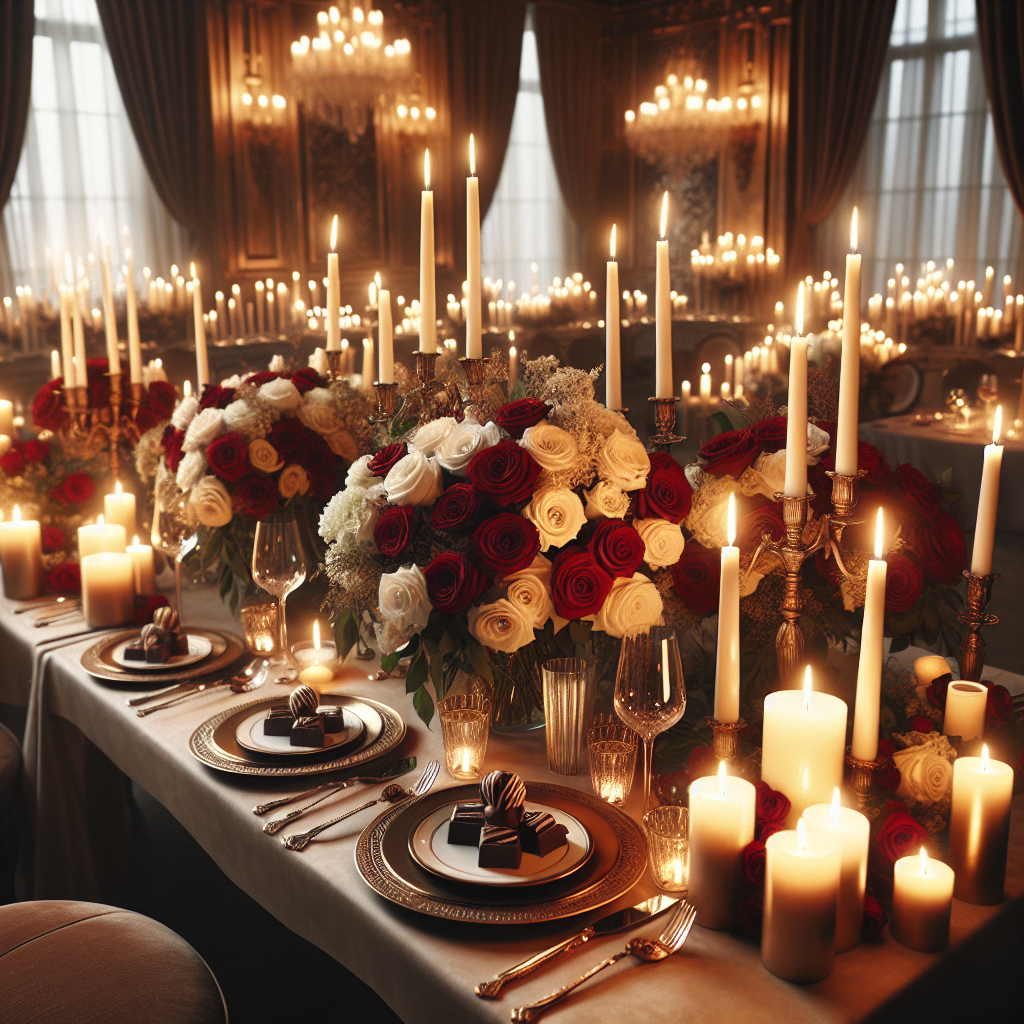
[123,641,147,662]
[447,803,486,847]
[290,716,325,748]
[263,705,294,736]
[478,825,522,869]
[519,811,569,858]
[144,641,172,664]
[169,632,189,656]
[316,705,346,734]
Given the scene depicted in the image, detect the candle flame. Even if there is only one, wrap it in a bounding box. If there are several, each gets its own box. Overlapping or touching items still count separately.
[610,224,616,260]
[115,479,122,495]
[798,817,807,853]
[133,535,139,546]
[659,191,668,239]
[920,846,928,876]
[831,786,841,824]
[509,345,516,358]
[13,504,20,522]
[183,380,192,397]
[424,148,430,190]
[718,759,727,797]
[313,619,321,664]
[993,405,1002,444]
[97,514,104,527]
[726,492,736,547]
[981,743,989,771]
[875,507,884,560]
[795,282,805,336]
[661,638,670,704]
[850,207,858,252]
[190,262,196,280]
[462,749,471,774]
[803,665,812,711]
[469,134,475,175]
[330,214,338,252]
[374,271,381,289]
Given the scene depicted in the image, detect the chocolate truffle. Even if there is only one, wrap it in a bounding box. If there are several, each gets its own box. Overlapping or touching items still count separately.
[478,825,522,869]
[288,684,321,720]
[316,705,346,734]
[263,705,294,736]
[447,803,486,846]
[480,770,526,829]
[290,716,325,748]
[152,606,188,655]
[520,811,569,858]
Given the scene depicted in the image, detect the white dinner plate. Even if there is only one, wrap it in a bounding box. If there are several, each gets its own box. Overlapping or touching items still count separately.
[234,703,366,757]
[409,800,592,887]
[111,633,213,671]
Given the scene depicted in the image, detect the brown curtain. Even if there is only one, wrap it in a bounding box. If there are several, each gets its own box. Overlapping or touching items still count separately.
[94,0,216,263]
[787,0,896,278]
[0,0,33,210]
[976,0,1024,216]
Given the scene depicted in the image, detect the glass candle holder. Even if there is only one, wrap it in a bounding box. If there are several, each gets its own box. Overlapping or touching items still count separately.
[542,658,593,775]
[240,593,280,656]
[438,693,491,780]
[644,805,690,892]
[588,721,638,806]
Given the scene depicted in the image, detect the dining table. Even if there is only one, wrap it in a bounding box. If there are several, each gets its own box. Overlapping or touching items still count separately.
[0,577,1021,1024]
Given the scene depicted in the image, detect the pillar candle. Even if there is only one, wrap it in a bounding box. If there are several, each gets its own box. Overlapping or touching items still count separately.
[0,400,13,437]
[265,291,275,335]
[466,136,482,359]
[72,289,88,387]
[714,494,740,723]
[942,680,987,741]
[100,253,120,370]
[508,337,518,392]
[378,289,393,384]
[803,791,870,951]
[970,407,1003,574]
[762,820,841,982]
[255,281,265,333]
[126,536,155,596]
[125,250,142,383]
[78,517,127,558]
[851,509,887,761]
[606,226,621,409]
[81,551,135,628]
[680,380,690,437]
[50,349,61,379]
[419,150,437,354]
[836,210,861,476]
[191,265,209,387]
[983,265,994,306]
[948,747,1013,905]
[327,216,341,351]
[59,288,74,383]
[761,668,847,823]
[362,335,374,389]
[699,363,711,413]
[891,848,954,952]
[0,507,43,600]
[784,286,808,497]
[655,192,672,398]
[688,763,755,929]
[104,481,137,540]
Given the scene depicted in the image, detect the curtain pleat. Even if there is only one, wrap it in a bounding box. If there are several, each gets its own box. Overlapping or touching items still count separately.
[0,0,34,210]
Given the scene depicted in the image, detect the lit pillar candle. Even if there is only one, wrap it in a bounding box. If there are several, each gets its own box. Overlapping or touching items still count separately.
[680,380,690,437]
[724,353,734,392]
[983,264,994,306]
[714,493,740,723]
[891,847,954,952]
[191,263,209,387]
[761,667,848,823]
[362,335,374,390]
[78,515,127,558]
[699,362,711,414]
[72,289,87,387]
[803,789,870,951]
[265,290,275,335]
[326,215,341,352]
[606,225,621,408]
[59,287,74,383]
[104,480,137,540]
[655,192,673,398]
[762,819,841,983]
[948,745,1013,905]
[100,251,120,370]
[971,406,1003,574]
[466,135,482,359]
[378,288,393,383]
[126,535,155,596]
[125,248,142,383]
[835,209,861,476]
[419,149,437,354]
[298,620,335,687]
[255,281,265,333]
[50,349,61,379]
[784,284,808,496]
[688,762,756,929]
[508,334,518,392]
[81,551,135,628]
[943,680,987,741]
[0,506,43,600]
[214,290,226,339]
[0,400,14,437]
[851,508,888,761]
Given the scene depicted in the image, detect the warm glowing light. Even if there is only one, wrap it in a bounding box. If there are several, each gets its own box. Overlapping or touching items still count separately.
[469,133,475,175]
[12,505,20,522]
[875,507,884,560]
[190,261,196,280]
[981,744,989,771]
[330,214,338,252]
[462,749,471,774]
[423,148,430,190]
[701,362,711,374]
[718,759,727,797]
[659,191,668,239]
[374,271,381,289]
[795,281,805,336]
[831,786,841,825]
[798,817,807,853]
[993,405,1002,444]
[115,479,123,495]
[850,207,858,252]
[920,846,928,876]
[313,619,321,659]
[726,492,736,547]
[803,665,812,711]
[610,224,616,260]
[509,345,516,359]
[97,514,105,527]
[183,380,192,397]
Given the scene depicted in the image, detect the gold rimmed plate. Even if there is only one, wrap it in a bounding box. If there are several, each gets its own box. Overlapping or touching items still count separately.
[233,704,365,757]
[356,782,647,924]
[82,628,245,686]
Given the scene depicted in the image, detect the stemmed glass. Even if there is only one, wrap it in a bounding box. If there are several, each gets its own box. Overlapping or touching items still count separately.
[977,374,999,428]
[151,478,198,620]
[614,624,686,813]
[251,513,308,682]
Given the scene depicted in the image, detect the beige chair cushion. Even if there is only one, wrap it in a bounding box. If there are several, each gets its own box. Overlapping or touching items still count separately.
[0,901,227,1024]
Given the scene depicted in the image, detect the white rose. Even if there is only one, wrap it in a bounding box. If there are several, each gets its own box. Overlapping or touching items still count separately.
[183,407,224,452]
[384,450,443,506]
[219,374,242,390]
[259,377,302,412]
[268,354,285,373]
[520,422,578,475]
[171,394,198,431]
[176,450,207,491]
[346,454,376,489]
[468,598,535,654]
[434,414,501,476]
[357,501,380,547]
[635,518,685,568]
[893,735,955,806]
[584,480,630,520]
[298,387,342,435]
[739,450,786,501]
[190,476,232,527]
[278,464,311,498]
[410,416,458,456]
[585,573,664,638]
[807,422,830,464]
[249,439,284,473]
[522,486,587,551]
[308,347,330,377]
[325,429,359,460]
[376,564,432,654]
[222,398,260,436]
[503,571,554,630]
[597,428,650,491]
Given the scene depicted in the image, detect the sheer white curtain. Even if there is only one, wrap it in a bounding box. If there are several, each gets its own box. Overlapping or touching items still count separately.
[1,0,187,299]
[816,0,1023,300]
[481,13,576,297]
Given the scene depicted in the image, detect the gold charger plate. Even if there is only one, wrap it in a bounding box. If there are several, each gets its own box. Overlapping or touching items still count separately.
[189,693,406,777]
[355,782,647,924]
[82,628,245,686]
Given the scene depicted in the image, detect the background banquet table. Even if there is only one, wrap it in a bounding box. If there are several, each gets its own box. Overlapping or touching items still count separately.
[1,582,1021,1024]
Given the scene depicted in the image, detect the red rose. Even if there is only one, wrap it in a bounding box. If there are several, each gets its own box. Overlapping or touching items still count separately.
[984,682,1013,725]
[374,505,417,559]
[164,430,185,473]
[24,439,49,463]
[134,594,170,626]
[550,547,613,619]
[234,473,279,519]
[699,427,760,478]
[496,398,550,439]
[46,561,80,594]
[911,716,935,733]
[897,463,941,522]
[878,738,896,758]
[588,519,645,578]
[368,442,408,477]
[808,461,833,516]
[755,780,791,837]
[147,381,177,421]
[633,453,692,523]
[884,552,924,614]
[752,416,790,454]
[741,840,767,889]
[874,807,928,865]
[0,451,25,475]
[431,483,480,531]
[245,371,279,388]
[42,525,65,553]
[687,744,717,780]
[737,893,763,940]
[206,432,249,482]
[296,436,337,496]
[32,379,65,432]
[875,755,902,792]
[739,502,785,552]
[466,440,541,506]
[60,472,95,504]
[862,892,888,942]
[926,675,951,710]
[288,367,320,394]
[267,419,307,459]
[423,552,489,614]
[670,544,720,615]
[199,384,235,410]
[908,512,966,586]
[472,513,541,575]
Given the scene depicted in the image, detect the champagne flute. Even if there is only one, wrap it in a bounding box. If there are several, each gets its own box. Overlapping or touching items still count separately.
[614,624,686,813]
[251,513,308,682]
[151,477,198,619]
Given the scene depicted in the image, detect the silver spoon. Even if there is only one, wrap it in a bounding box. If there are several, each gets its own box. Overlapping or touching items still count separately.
[136,670,261,717]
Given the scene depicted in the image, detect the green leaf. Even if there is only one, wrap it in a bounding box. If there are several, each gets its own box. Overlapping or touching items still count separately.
[569,620,592,646]
[710,411,733,434]
[465,642,494,684]
[889,633,910,653]
[412,684,435,728]
[405,648,429,694]
[380,651,399,674]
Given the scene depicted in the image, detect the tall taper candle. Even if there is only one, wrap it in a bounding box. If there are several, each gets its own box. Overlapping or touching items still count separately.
[378,289,393,384]
[784,283,808,496]
[100,253,119,370]
[851,508,888,761]
[420,149,437,353]
[58,287,73,383]
[466,135,482,359]
[655,192,672,398]
[72,288,87,387]
[125,248,141,383]
[326,215,340,351]
[714,493,740,723]
[606,225,621,408]
[971,406,1003,574]
[191,263,209,387]
[836,209,861,476]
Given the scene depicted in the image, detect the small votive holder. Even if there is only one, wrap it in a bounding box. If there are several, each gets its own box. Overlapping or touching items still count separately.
[643,805,690,892]
[240,595,280,657]
[438,693,491,780]
[587,721,638,806]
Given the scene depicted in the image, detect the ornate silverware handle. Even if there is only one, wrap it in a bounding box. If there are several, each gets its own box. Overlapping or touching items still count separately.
[510,951,630,1022]
[135,683,223,716]
[263,784,351,835]
[127,682,192,707]
[283,797,380,851]
[253,778,361,816]
[475,928,596,998]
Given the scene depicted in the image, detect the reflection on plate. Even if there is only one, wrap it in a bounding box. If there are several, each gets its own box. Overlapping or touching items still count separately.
[111,633,213,670]
[409,800,592,887]
[234,704,365,756]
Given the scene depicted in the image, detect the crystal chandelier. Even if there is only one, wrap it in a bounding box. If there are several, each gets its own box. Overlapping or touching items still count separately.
[290,3,415,142]
[393,76,437,136]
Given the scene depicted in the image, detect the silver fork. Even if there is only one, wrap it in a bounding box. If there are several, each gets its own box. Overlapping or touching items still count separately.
[510,900,696,1022]
[283,759,440,851]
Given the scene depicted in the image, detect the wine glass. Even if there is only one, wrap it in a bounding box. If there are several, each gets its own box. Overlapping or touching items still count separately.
[977,374,999,428]
[151,478,198,619]
[251,513,308,682]
[614,624,686,813]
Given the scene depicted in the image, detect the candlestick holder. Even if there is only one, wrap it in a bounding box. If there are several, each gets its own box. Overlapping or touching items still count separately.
[647,396,684,451]
[845,749,880,815]
[958,571,1000,681]
[414,351,440,388]
[325,350,345,382]
[58,373,140,476]
[706,718,746,761]
[371,382,399,424]
[459,356,489,408]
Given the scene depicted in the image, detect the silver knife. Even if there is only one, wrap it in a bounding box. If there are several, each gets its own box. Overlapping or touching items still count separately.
[475,894,679,999]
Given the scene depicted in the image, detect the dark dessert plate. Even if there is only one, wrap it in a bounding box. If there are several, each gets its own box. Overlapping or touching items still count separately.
[110,633,213,670]
[233,704,365,756]
[408,800,592,887]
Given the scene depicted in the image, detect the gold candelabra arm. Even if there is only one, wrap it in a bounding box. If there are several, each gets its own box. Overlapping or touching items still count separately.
[958,571,1000,681]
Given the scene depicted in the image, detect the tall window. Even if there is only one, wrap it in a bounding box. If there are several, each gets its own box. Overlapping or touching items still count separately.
[1,0,186,297]
[481,10,575,297]
[817,0,1022,298]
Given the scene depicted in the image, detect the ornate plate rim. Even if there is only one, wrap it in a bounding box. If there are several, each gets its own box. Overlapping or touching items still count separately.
[82,627,244,686]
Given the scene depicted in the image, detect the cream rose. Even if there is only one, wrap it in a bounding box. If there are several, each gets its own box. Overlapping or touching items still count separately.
[584,480,630,520]
[267,354,285,373]
[468,598,535,654]
[258,376,302,412]
[189,476,232,528]
[297,387,341,435]
[503,572,554,630]
[183,407,224,452]
[171,394,198,431]
[325,429,359,461]
[384,450,443,507]
[308,347,330,377]
[806,422,830,464]
[222,398,260,436]
[585,573,664,638]
[346,454,376,489]
[249,438,284,473]
[278,464,311,498]
[376,564,432,654]
[219,374,242,389]
[434,414,501,476]
[520,422,579,475]
[175,450,207,492]
[357,501,380,548]
[635,518,685,568]
[893,735,955,806]
[523,486,587,551]
[410,416,458,456]
[597,428,650,491]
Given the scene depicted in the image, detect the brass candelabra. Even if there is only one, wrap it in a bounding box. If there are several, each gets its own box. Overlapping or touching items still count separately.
[958,571,1000,681]
[59,373,143,476]
[647,396,684,452]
